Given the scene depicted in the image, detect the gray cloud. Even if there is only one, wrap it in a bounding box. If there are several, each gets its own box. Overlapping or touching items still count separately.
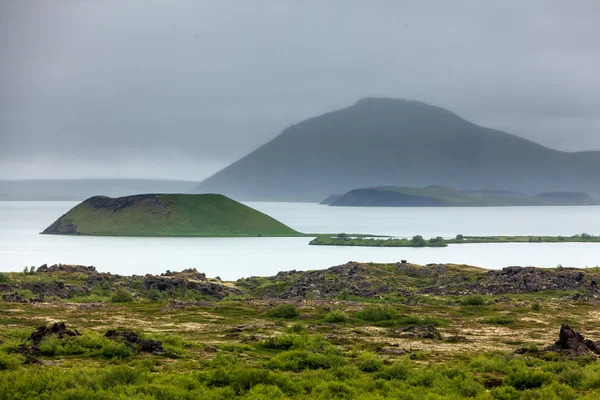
[1,0,599,180]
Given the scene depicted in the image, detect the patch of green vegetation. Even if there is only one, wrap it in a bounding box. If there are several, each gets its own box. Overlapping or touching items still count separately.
[267,303,299,319]
[323,310,349,323]
[110,289,134,303]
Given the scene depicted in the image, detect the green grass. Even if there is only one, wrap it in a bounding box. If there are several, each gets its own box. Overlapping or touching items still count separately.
[42,193,300,237]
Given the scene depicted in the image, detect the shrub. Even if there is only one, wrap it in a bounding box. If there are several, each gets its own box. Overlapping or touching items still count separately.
[505,367,552,390]
[531,302,541,311]
[101,341,133,359]
[356,352,383,372]
[0,273,9,283]
[461,295,486,306]
[287,323,306,333]
[148,289,162,301]
[267,303,299,319]
[485,315,515,325]
[324,310,349,323]
[0,352,21,371]
[111,289,134,303]
[339,288,350,300]
[258,335,297,350]
[268,350,347,371]
[410,235,426,247]
[355,305,397,322]
[377,360,411,380]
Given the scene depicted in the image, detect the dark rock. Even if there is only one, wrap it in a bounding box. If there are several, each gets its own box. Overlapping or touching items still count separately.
[446,335,468,342]
[375,346,409,355]
[23,354,43,365]
[37,264,97,274]
[399,325,443,340]
[28,322,81,346]
[2,292,28,303]
[104,330,165,354]
[544,324,600,356]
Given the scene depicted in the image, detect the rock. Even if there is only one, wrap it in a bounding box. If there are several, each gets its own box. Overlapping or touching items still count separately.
[544,324,600,356]
[2,292,28,303]
[446,335,468,342]
[37,264,97,274]
[104,330,165,354]
[375,346,409,355]
[28,322,81,346]
[23,354,43,365]
[399,325,443,340]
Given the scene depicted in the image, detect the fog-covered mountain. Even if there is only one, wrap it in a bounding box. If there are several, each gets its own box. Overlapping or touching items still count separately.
[193,98,600,201]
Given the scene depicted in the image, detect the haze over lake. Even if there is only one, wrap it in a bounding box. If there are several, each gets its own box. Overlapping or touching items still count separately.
[1,201,599,281]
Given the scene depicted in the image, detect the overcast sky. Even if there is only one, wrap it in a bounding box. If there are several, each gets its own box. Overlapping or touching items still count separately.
[1,0,599,181]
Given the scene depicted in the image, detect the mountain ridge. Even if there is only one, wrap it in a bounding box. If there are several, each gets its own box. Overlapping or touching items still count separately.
[192,98,600,201]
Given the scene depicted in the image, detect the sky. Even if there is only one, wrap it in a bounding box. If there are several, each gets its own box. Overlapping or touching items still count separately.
[1,0,599,181]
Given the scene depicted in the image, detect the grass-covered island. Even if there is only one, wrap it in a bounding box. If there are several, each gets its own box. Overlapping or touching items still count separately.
[42,193,300,237]
[327,186,597,207]
[2,262,600,398]
[310,233,600,247]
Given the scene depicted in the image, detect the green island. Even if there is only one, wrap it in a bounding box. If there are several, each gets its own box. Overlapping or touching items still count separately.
[310,233,600,247]
[2,262,600,399]
[42,193,301,237]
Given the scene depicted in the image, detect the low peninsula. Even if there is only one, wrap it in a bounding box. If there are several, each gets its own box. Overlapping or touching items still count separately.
[42,193,300,237]
[310,233,600,247]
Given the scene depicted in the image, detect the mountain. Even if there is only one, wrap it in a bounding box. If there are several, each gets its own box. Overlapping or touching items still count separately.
[192,98,600,201]
[42,194,299,237]
[328,186,574,207]
[0,179,199,201]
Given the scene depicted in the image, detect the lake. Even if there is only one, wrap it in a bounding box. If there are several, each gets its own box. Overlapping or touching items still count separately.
[1,201,599,280]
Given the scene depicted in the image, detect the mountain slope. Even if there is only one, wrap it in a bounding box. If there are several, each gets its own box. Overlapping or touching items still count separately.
[193,98,600,201]
[42,194,299,236]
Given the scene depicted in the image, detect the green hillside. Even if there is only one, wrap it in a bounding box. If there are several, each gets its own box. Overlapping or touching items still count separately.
[330,186,542,207]
[41,194,299,237]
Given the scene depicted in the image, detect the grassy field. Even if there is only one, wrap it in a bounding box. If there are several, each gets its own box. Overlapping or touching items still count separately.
[42,194,300,237]
[2,265,600,398]
[310,234,600,247]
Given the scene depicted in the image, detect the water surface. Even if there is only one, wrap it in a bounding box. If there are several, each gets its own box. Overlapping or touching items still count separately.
[0,201,599,280]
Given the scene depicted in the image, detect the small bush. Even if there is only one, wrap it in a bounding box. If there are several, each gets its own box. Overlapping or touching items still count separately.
[377,360,411,380]
[356,352,383,372]
[0,273,9,283]
[0,352,21,371]
[355,305,397,322]
[147,289,162,301]
[267,303,299,319]
[268,350,347,371]
[287,323,306,334]
[485,315,515,325]
[505,367,552,390]
[324,310,349,323]
[531,302,541,312]
[101,341,133,359]
[461,295,486,306]
[111,289,134,303]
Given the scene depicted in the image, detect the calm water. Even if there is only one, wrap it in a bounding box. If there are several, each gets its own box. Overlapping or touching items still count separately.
[1,201,599,280]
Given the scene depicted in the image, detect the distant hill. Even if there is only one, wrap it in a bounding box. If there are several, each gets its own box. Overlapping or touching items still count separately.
[192,98,600,201]
[0,179,199,201]
[329,186,543,207]
[42,194,299,236]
